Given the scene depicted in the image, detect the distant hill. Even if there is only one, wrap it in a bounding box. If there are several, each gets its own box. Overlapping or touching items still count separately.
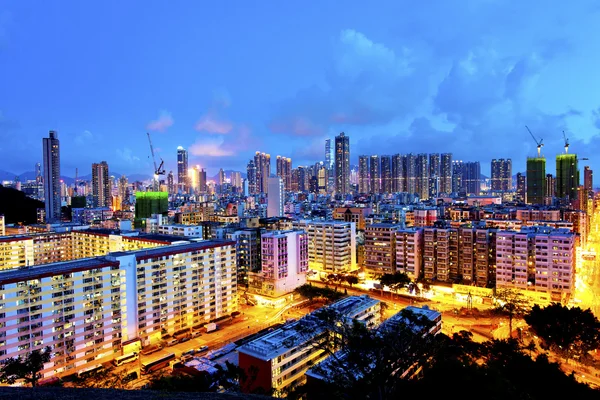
[0,169,153,184]
[0,185,44,224]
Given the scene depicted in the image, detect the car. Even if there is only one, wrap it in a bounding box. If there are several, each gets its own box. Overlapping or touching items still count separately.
[191,330,202,338]
[180,354,193,363]
[167,338,179,346]
[179,336,191,343]
[196,345,209,354]
[181,349,195,357]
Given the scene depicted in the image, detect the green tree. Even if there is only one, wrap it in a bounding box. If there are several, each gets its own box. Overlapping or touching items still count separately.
[345,275,359,287]
[494,288,529,337]
[379,272,411,294]
[525,303,600,360]
[0,346,52,387]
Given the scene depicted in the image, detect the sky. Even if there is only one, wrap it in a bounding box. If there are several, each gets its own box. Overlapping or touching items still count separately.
[1,1,600,178]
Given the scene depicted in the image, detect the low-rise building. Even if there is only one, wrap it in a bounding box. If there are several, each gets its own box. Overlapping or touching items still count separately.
[157,224,203,237]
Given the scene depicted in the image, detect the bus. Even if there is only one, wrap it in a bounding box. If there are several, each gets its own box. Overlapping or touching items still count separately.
[140,353,175,375]
[77,365,105,379]
[113,352,139,367]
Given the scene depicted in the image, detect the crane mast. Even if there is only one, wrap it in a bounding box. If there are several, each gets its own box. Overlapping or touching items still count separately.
[562,131,570,154]
[526,126,543,158]
[146,132,165,176]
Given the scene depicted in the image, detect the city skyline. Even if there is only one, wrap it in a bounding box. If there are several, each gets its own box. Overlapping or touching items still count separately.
[1,2,600,177]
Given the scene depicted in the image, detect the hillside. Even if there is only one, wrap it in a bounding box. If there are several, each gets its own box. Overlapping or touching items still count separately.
[0,185,44,224]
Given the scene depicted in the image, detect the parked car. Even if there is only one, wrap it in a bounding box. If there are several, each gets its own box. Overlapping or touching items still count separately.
[196,345,209,354]
[167,338,179,346]
[191,330,202,338]
[178,336,191,343]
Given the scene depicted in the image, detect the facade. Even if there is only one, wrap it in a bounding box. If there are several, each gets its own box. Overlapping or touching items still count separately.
[395,228,423,279]
[415,153,429,200]
[428,153,440,198]
[463,161,481,195]
[325,139,332,169]
[267,176,284,218]
[381,155,392,194]
[239,295,380,396]
[369,155,380,194]
[526,157,546,205]
[43,130,61,223]
[0,240,237,379]
[516,172,526,202]
[358,156,370,194]
[276,156,292,191]
[333,207,372,231]
[292,220,356,273]
[334,132,350,195]
[248,230,308,300]
[177,146,188,193]
[584,166,593,195]
[392,154,405,193]
[255,152,272,194]
[91,161,110,208]
[496,228,574,302]
[491,158,512,192]
[157,224,203,237]
[247,160,257,195]
[440,153,452,195]
[364,223,400,275]
[229,228,264,287]
[556,154,579,202]
[451,160,463,194]
[546,174,556,199]
[0,215,4,236]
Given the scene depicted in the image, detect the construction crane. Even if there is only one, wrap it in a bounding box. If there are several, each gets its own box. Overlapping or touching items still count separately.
[526,125,543,158]
[146,132,165,177]
[562,131,570,154]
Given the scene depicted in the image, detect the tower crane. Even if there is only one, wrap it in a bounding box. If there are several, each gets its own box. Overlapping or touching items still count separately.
[526,126,544,158]
[146,132,165,177]
[562,131,570,154]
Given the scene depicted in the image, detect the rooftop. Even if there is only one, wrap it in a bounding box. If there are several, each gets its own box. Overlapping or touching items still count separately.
[0,257,118,285]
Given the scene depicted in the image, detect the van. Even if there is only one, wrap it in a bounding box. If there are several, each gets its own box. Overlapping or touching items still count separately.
[167,338,179,347]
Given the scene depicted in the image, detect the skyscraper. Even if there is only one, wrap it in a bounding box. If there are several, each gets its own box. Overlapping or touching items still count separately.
[218,168,225,194]
[358,156,370,194]
[392,154,406,193]
[254,152,271,194]
[247,160,257,194]
[584,166,593,196]
[199,168,207,193]
[406,154,417,195]
[546,174,556,199]
[491,159,512,191]
[463,162,481,195]
[516,172,526,202]
[43,130,61,222]
[429,153,440,198]
[267,176,284,217]
[369,155,380,194]
[335,132,350,195]
[381,155,392,194]
[526,157,546,205]
[167,171,175,195]
[276,156,292,191]
[325,139,332,169]
[91,161,110,208]
[452,160,464,194]
[556,154,579,201]
[440,153,452,195]
[177,146,188,193]
[416,153,429,200]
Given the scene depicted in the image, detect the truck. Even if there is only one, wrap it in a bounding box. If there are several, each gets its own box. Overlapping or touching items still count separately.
[205,322,217,333]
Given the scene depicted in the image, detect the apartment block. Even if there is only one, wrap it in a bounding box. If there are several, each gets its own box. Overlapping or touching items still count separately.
[247,230,308,302]
[238,295,380,396]
[395,228,423,280]
[228,228,264,287]
[333,207,372,231]
[292,220,356,273]
[157,224,203,237]
[0,240,237,379]
[515,209,561,222]
[496,228,574,302]
[0,215,5,236]
[413,208,438,227]
[364,223,401,275]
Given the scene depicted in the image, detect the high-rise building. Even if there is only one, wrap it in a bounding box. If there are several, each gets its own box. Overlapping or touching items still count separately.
[526,157,546,205]
[254,152,271,194]
[167,171,175,195]
[358,156,370,194]
[364,223,400,275]
[452,160,464,194]
[546,174,556,199]
[391,154,405,193]
[516,172,526,202]
[369,155,380,194]
[325,139,332,169]
[406,154,417,195]
[335,132,350,195]
[463,161,481,195]
[556,154,579,201]
[247,160,257,194]
[276,156,292,191]
[584,166,593,196]
[42,130,61,222]
[218,168,225,193]
[380,156,392,194]
[177,146,189,193]
[440,153,452,195]
[231,171,242,192]
[91,161,110,208]
[267,176,284,218]
[118,175,128,202]
[491,158,512,191]
[415,154,429,200]
[428,153,440,198]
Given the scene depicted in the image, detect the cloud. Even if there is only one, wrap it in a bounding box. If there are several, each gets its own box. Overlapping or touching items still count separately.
[75,130,94,145]
[116,147,140,164]
[189,141,234,157]
[189,124,261,159]
[146,110,174,132]
[194,114,233,134]
[593,108,600,130]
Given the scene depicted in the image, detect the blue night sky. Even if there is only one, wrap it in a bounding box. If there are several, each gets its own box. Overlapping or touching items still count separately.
[1,1,600,178]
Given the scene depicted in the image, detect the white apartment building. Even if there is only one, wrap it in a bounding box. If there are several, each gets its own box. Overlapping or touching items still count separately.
[292,220,356,273]
[0,239,237,379]
[157,224,203,237]
[496,227,574,302]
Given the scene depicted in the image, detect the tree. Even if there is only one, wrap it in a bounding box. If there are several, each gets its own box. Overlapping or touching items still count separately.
[345,275,359,287]
[379,272,411,294]
[0,346,52,387]
[525,303,600,360]
[494,288,529,337]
